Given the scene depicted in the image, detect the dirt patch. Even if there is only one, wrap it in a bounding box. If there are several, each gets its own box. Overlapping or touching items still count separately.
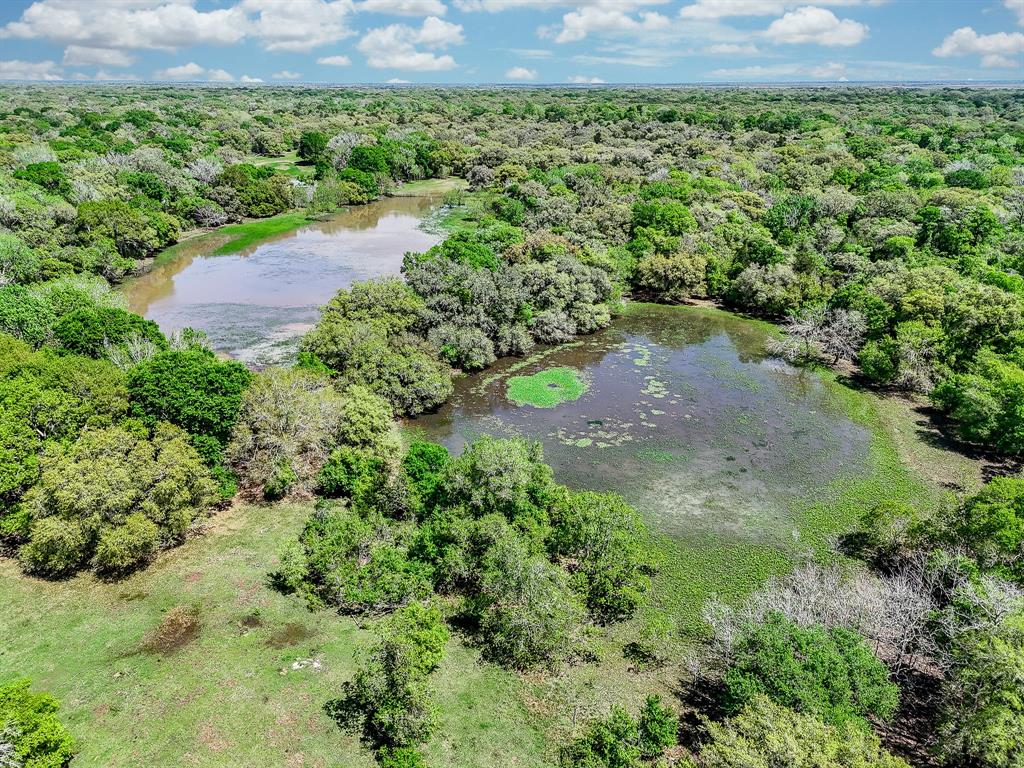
[239,611,264,630]
[266,622,314,649]
[142,605,202,655]
[118,590,149,602]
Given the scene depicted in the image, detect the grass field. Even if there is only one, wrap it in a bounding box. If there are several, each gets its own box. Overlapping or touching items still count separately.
[0,353,977,766]
[0,503,552,768]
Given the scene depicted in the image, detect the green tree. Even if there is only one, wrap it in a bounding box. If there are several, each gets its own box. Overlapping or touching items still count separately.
[689,695,909,768]
[0,679,75,768]
[722,612,899,728]
[127,347,252,446]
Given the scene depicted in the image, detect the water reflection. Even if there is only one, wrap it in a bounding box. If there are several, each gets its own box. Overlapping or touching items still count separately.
[122,194,447,366]
[410,303,870,543]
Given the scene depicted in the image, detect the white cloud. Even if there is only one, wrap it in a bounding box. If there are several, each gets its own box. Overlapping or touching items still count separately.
[357,16,463,70]
[0,0,355,53]
[764,7,868,47]
[1007,0,1024,26]
[240,74,264,82]
[387,77,412,82]
[62,45,135,67]
[706,42,760,55]
[545,6,671,43]
[155,61,236,81]
[272,70,303,79]
[0,59,63,81]
[709,60,848,79]
[567,74,605,82]
[933,27,1024,69]
[505,65,537,79]
[455,0,667,11]
[240,0,355,52]
[318,55,353,65]
[0,0,248,51]
[359,0,447,15]
[681,0,882,19]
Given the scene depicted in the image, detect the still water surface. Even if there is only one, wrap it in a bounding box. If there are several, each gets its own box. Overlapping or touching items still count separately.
[410,303,872,544]
[122,193,446,365]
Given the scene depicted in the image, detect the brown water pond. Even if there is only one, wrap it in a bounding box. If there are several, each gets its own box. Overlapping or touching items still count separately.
[122,191,448,365]
[409,302,872,544]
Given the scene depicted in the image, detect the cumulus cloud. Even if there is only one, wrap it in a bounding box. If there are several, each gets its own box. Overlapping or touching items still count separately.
[272,70,303,79]
[567,74,605,82]
[0,0,355,53]
[359,0,447,14]
[933,27,1024,68]
[62,45,135,67]
[240,0,355,52]
[1007,0,1024,26]
[0,0,248,50]
[357,16,463,70]
[0,59,63,81]
[544,5,671,43]
[764,6,868,46]
[318,55,353,65]
[155,61,236,81]
[387,77,412,82]
[505,66,537,79]
[240,74,263,82]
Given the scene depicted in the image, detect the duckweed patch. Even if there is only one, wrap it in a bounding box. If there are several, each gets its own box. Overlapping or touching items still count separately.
[507,367,588,408]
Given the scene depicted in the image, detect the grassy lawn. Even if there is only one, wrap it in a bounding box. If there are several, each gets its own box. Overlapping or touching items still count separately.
[0,502,552,768]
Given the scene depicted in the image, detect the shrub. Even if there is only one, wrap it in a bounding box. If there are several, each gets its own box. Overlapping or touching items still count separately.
[93,512,160,575]
[548,490,657,622]
[722,612,899,728]
[52,306,166,358]
[691,694,909,768]
[127,347,252,446]
[638,696,678,758]
[947,477,1024,581]
[20,423,215,577]
[933,350,1024,454]
[634,250,708,303]
[559,706,641,768]
[227,367,347,495]
[0,679,75,768]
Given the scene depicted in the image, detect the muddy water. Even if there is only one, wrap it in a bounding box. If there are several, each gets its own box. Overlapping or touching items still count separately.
[410,303,871,543]
[122,193,446,365]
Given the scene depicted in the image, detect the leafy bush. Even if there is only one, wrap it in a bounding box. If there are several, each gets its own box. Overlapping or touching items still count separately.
[722,612,899,728]
[689,694,909,768]
[52,306,166,358]
[0,679,75,768]
[20,423,215,577]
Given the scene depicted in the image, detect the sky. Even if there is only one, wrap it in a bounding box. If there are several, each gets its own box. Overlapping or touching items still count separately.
[0,0,1021,85]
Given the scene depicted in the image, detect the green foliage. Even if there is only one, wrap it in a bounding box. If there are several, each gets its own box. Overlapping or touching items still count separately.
[52,306,166,358]
[560,696,677,768]
[691,695,910,768]
[288,502,431,612]
[300,279,453,416]
[298,131,329,164]
[722,612,899,728]
[0,679,75,768]
[940,618,1024,768]
[933,350,1024,454]
[329,601,449,749]
[19,423,215,577]
[401,440,450,513]
[548,490,657,621]
[947,478,1024,581]
[127,347,252,446]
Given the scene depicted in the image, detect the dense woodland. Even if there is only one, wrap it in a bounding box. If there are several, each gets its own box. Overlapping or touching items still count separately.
[1,85,1024,768]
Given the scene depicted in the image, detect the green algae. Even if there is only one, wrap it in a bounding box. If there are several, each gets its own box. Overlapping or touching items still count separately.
[507,366,588,408]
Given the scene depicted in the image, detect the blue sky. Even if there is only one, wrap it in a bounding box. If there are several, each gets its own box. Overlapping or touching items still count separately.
[0,0,1020,84]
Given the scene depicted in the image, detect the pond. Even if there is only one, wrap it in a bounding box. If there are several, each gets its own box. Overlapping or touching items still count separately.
[409,303,873,547]
[122,189,450,366]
